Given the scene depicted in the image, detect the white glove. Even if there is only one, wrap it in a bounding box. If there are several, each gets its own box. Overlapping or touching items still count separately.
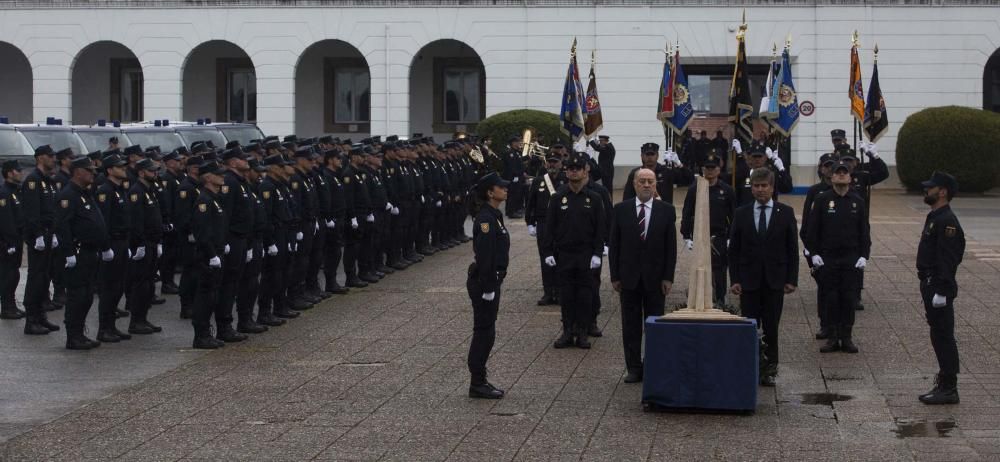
[590,255,602,269]
[267,244,278,256]
[544,256,556,267]
[854,257,867,269]
[420,195,426,204]
[293,243,299,253]
[165,223,174,232]
[295,232,303,241]
[64,255,77,268]
[932,294,947,308]
[325,220,335,229]
[245,249,253,262]
[732,139,742,154]
[6,247,15,255]
[773,157,785,172]
[314,221,320,233]
[132,246,146,261]
[527,225,537,237]
[867,142,879,158]
[765,147,777,160]
[209,256,222,268]
[512,177,519,183]
[128,248,132,259]
[51,235,59,249]
[288,243,294,252]
[482,292,496,301]
[224,244,231,254]
[366,213,375,223]
[803,249,810,258]
[351,218,359,229]
[603,245,609,257]
[157,244,163,258]
[811,255,824,268]
[435,200,442,208]
[101,249,115,261]
[187,234,195,243]
[391,207,400,215]
[685,239,694,251]
[34,236,46,251]
[385,203,393,212]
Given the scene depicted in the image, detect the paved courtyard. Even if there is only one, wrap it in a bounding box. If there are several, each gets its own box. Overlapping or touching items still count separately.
[1,189,1000,461]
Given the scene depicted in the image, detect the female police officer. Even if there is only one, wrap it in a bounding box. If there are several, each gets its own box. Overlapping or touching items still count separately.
[467,172,510,399]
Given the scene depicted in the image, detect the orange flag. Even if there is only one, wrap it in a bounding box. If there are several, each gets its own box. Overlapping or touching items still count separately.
[849,44,865,124]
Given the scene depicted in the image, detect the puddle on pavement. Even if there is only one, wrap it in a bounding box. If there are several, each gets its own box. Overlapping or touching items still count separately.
[799,392,853,405]
[893,418,957,438]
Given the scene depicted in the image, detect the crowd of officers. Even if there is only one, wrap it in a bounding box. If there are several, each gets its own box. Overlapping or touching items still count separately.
[0,134,484,349]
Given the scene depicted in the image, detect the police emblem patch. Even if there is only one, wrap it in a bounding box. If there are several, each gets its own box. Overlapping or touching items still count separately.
[562,197,568,204]
[344,176,350,184]
[130,193,139,202]
[221,185,230,194]
[262,190,270,199]
[292,182,299,190]
[179,190,187,199]
[480,222,489,233]
[828,201,835,209]
[28,181,35,190]
[60,199,69,208]
[198,203,207,212]
[945,226,957,237]
[98,194,106,202]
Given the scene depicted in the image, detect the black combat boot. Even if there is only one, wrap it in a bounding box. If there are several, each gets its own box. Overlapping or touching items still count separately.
[216,326,248,343]
[1,300,26,320]
[469,372,504,399]
[815,326,830,340]
[574,327,592,349]
[919,374,959,405]
[553,328,574,349]
[23,314,52,335]
[66,332,101,350]
[193,331,225,349]
[237,320,268,334]
[97,329,122,343]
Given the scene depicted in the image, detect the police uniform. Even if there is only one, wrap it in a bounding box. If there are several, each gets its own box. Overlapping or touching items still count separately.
[217,150,255,339]
[732,147,794,206]
[51,161,72,308]
[191,165,228,349]
[0,165,25,320]
[622,143,692,204]
[95,155,133,341]
[258,155,300,320]
[157,157,182,293]
[467,173,510,399]
[342,152,373,286]
[525,163,567,305]
[126,159,164,334]
[288,149,321,304]
[20,146,61,334]
[54,159,110,349]
[174,160,202,318]
[501,140,526,218]
[680,155,736,307]
[589,136,616,193]
[235,161,269,334]
[801,154,836,338]
[321,159,349,293]
[307,162,331,297]
[916,172,965,404]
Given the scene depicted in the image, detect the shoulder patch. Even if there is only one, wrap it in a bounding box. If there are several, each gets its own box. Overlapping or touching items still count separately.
[292,182,299,190]
[480,222,490,233]
[98,193,106,202]
[198,203,208,212]
[344,176,350,184]
[161,180,168,188]
[27,181,36,190]
[60,199,69,208]
[179,190,187,199]
[130,193,139,203]
[262,190,271,199]
[221,185,230,194]
[945,225,957,237]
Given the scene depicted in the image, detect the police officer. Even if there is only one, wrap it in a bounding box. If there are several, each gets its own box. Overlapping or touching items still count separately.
[681,152,736,309]
[916,171,965,405]
[289,147,323,306]
[21,145,61,335]
[501,136,526,218]
[321,149,350,294]
[0,161,25,320]
[526,154,567,306]
[158,149,184,295]
[307,149,333,298]
[94,154,133,342]
[55,158,110,350]
[234,159,269,334]
[622,143,691,204]
[126,158,164,335]
[258,154,299,321]
[50,148,75,309]
[215,148,255,341]
[175,156,202,319]
[801,153,836,338]
[842,144,889,312]
[542,152,606,349]
[191,161,228,349]
[805,161,871,354]
[589,135,616,192]
[731,142,793,206]
[467,172,511,399]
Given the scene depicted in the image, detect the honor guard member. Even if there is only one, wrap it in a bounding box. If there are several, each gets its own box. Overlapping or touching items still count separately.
[51,148,75,309]
[501,135,526,219]
[126,158,164,335]
[157,149,184,295]
[190,161,228,349]
[175,156,202,319]
[1,161,26,320]
[53,148,74,191]
[216,148,254,342]
[801,153,836,339]
[94,154,133,341]
[307,150,333,298]
[342,146,374,287]
[55,158,110,350]
[542,152,606,349]
[681,152,736,309]
[584,160,613,338]
[526,153,567,306]
[622,143,692,204]
[20,145,61,335]
[731,142,793,206]
[366,150,394,276]
[258,154,299,322]
[589,135,616,192]
[321,149,350,294]
[916,172,965,405]
[399,143,425,264]
[382,143,410,270]
[289,146,323,306]
[467,172,511,399]
[123,145,144,184]
[235,159,269,335]
[840,145,888,312]
[805,161,871,354]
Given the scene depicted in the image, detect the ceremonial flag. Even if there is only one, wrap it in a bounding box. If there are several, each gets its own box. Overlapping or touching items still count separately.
[863,59,888,142]
[772,47,800,137]
[849,43,865,124]
[559,41,587,142]
[759,56,779,123]
[584,62,603,137]
[664,50,694,135]
[656,49,674,121]
[729,34,754,143]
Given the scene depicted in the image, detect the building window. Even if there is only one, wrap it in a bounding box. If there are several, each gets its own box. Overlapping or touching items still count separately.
[335,68,371,124]
[227,68,256,123]
[432,58,485,132]
[110,59,143,122]
[985,50,1000,113]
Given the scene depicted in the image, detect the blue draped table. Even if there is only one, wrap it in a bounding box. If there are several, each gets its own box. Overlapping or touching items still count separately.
[641,316,758,412]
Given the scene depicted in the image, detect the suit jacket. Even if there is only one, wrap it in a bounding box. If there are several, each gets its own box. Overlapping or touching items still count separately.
[609,198,677,292]
[727,201,798,291]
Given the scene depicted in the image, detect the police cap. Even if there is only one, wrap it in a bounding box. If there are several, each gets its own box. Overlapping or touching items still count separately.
[921,171,958,194]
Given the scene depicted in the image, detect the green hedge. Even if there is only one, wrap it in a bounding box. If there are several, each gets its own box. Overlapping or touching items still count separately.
[476,109,571,149]
[896,106,1000,193]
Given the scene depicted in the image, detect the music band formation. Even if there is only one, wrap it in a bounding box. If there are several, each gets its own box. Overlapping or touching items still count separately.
[0,128,965,406]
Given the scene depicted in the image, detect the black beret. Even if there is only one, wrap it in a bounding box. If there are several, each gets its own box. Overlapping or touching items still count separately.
[248,158,267,173]
[564,152,587,167]
[190,141,209,154]
[830,129,847,139]
[262,155,285,167]
[833,160,851,173]
[264,140,281,150]
[477,172,510,192]
[703,154,721,167]
[161,151,181,162]
[293,146,315,159]
[819,153,837,166]
[34,145,54,157]
[221,148,246,161]
[185,155,204,167]
[2,160,22,176]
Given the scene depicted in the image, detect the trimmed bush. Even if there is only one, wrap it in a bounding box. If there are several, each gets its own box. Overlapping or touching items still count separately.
[475,109,570,149]
[896,106,1000,193]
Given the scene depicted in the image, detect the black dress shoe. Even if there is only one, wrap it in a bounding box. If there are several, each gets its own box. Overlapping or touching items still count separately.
[38,318,60,332]
[291,297,314,311]
[151,296,166,305]
[326,284,349,295]
[24,321,52,335]
[855,301,865,311]
[760,375,777,387]
[111,327,131,340]
[115,309,130,319]
[391,261,408,271]
[1,307,26,320]
[840,338,859,354]
[378,265,395,274]
[237,322,268,334]
[373,270,386,278]
[128,322,156,335]
[819,338,840,353]
[575,334,592,349]
[179,306,192,319]
[588,323,603,338]
[360,273,380,283]
[469,383,504,399]
[274,308,300,319]
[43,300,62,312]
[624,370,643,383]
[536,294,556,306]
[553,331,574,349]
[161,283,179,294]
[258,314,286,326]
[145,321,162,333]
[66,334,100,350]
[919,376,960,405]
[217,328,248,343]
[418,246,436,255]
[193,336,225,349]
[346,278,368,288]
[97,330,122,343]
[815,327,830,340]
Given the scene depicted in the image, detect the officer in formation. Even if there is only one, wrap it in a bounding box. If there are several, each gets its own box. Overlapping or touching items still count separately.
[1,161,25,320]
[681,152,735,310]
[622,142,691,204]
[525,153,567,306]
[729,140,793,206]
[500,136,526,219]
[589,135,616,192]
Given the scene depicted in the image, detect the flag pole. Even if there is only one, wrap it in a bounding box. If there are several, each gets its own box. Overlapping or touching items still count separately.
[730,10,747,188]
[851,31,860,160]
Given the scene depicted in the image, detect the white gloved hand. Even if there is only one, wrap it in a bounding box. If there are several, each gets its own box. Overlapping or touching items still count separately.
[295,232,303,241]
[811,255,824,267]
[157,244,163,258]
[765,147,777,160]
[165,223,174,232]
[603,245,609,257]
[590,255,602,269]
[209,256,222,268]
[64,255,77,268]
[420,195,426,204]
[512,177,519,183]
[385,202,393,211]
[6,247,15,255]
[187,234,195,243]
[803,249,811,257]
[544,256,556,267]
[128,248,132,259]
[288,242,294,252]
[773,157,786,172]
[391,207,400,215]
[51,235,59,249]
[325,220,335,229]
[366,213,375,223]
[351,218,359,229]
[435,200,442,208]
[527,225,537,237]
[34,236,46,251]
[245,249,253,262]
[132,246,146,261]
[685,239,694,251]
[867,142,879,158]
[732,139,743,154]
[224,244,231,254]
[267,244,278,256]
[101,249,115,261]
[482,292,496,301]
[932,294,947,308]
[859,140,871,154]
[855,257,867,269]
[314,221,320,233]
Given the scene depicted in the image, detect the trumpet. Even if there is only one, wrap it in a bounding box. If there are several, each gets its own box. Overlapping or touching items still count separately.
[520,128,550,158]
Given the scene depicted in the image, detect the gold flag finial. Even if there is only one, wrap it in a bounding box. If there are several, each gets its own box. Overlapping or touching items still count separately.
[737,9,748,40]
[772,43,777,57]
[591,49,595,66]
[852,30,859,48]
[873,43,879,62]
[786,34,792,49]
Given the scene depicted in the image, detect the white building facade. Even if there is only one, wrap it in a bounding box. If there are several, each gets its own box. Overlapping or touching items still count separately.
[1,1,999,186]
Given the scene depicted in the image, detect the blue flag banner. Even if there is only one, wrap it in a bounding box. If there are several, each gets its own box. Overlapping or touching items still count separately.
[760,58,779,123]
[665,51,694,135]
[560,54,587,142]
[864,60,888,143]
[772,47,799,137]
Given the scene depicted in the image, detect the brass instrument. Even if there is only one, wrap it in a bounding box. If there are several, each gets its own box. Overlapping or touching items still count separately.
[469,145,484,163]
[520,128,550,158]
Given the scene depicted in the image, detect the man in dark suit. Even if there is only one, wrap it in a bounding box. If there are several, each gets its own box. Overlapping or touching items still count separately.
[609,168,677,383]
[728,168,798,386]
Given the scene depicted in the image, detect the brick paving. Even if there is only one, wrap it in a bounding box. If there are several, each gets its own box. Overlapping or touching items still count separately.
[1,190,1000,461]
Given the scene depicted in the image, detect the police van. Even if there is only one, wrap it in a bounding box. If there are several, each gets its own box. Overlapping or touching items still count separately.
[0,118,88,168]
